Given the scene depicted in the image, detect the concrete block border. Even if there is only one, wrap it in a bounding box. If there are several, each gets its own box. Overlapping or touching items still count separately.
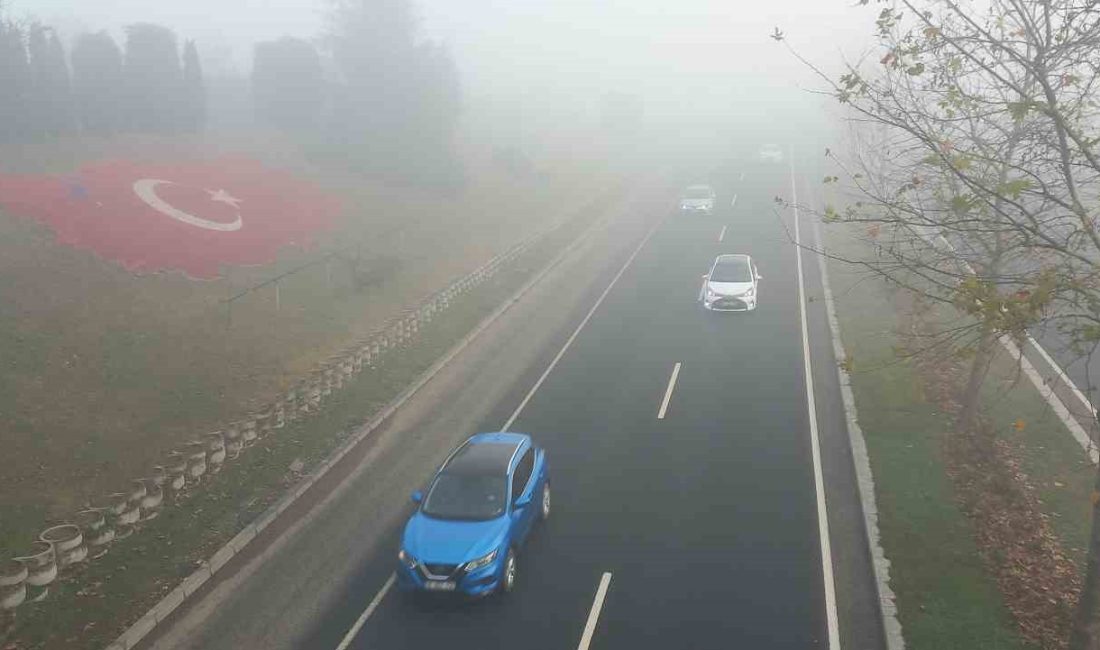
[103,191,626,650]
[813,218,906,650]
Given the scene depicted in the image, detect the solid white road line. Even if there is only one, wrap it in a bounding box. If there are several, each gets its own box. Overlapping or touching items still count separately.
[730,194,739,209]
[576,572,613,650]
[1026,332,1095,413]
[500,215,666,431]
[937,236,1100,413]
[718,225,727,242]
[932,236,1098,460]
[657,362,682,420]
[790,154,842,650]
[334,573,395,650]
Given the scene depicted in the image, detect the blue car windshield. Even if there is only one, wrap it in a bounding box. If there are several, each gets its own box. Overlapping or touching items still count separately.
[422,473,507,520]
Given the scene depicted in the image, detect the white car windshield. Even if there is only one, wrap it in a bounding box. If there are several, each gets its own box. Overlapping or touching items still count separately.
[684,187,712,199]
[711,258,752,283]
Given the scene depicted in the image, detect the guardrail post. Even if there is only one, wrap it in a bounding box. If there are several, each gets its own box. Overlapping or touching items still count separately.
[0,559,27,610]
[14,541,56,603]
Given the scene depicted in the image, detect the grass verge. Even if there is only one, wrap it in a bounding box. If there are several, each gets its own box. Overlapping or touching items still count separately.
[0,209,591,650]
[0,131,622,560]
[826,227,1036,650]
[979,349,1095,571]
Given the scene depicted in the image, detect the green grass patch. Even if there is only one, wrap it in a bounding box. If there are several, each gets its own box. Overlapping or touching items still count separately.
[979,350,1095,569]
[826,228,1035,650]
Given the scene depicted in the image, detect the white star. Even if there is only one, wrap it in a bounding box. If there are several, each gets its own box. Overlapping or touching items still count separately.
[206,188,243,209]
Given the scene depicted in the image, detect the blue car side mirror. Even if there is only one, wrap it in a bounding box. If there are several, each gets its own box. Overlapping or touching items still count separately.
[513,494,531,509]
[411,490,423,504]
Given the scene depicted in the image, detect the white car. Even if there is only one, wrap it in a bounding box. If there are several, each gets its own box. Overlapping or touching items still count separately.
[759,144,784,162]
[680,184,716,214]
[701,254,761,311]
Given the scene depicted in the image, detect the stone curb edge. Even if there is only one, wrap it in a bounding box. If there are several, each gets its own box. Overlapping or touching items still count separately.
[812,218,906,650]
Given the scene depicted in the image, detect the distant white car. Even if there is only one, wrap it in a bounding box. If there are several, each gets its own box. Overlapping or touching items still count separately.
[701,254,761,312]
[759,144,784,162]
[680,184,716,214]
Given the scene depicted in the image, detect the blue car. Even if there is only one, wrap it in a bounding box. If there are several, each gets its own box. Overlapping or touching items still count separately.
[397,432,550,597]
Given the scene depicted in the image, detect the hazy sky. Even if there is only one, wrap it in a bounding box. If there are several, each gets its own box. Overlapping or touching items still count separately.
[6,0,874,129]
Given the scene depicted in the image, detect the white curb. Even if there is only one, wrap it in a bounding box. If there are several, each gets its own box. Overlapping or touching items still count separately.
[813,217,906,650]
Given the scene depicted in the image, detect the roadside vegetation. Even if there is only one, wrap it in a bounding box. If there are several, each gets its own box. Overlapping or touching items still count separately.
[0,202,604,650]
[827,227,1035,650]
[0,132,620,562]
[780,0,1100,645]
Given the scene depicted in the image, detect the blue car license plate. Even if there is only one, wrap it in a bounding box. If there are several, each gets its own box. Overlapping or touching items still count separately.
[424,580,456,592]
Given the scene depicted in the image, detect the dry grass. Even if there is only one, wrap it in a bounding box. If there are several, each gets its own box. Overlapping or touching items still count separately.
[0,129,623,557]
[0,222,586,649]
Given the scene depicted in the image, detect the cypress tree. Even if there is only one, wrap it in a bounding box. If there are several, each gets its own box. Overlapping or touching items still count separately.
[181,39,205,131]
[71,31,124,134]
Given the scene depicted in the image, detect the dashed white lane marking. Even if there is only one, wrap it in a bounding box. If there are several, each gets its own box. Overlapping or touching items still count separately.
[730,194,738,209]
[334,573,395,650]
[739,171,745,181]
[718,225,727,242]
[500,214,666,432]
[657,362,682,420]
[576,572,613,650]
[790,153,842,650]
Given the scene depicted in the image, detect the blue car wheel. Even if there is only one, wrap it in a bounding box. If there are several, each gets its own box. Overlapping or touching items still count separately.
[502,548,517,594]
[540,482,551,521]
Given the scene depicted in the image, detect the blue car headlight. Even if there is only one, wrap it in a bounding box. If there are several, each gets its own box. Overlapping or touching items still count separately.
[464,549,498,573]
[398,549,417,570]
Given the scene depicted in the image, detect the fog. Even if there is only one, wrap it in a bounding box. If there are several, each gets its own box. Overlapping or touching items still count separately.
[8,0,872,141]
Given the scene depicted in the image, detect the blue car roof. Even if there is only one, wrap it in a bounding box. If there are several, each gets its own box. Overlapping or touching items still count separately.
[467,432,530,446]
[443,433,530,476]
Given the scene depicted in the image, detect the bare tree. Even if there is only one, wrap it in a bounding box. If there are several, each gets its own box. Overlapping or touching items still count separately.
[780,0,1100,645]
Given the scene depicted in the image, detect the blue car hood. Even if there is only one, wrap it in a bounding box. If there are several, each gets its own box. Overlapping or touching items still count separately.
[402,512,509,564]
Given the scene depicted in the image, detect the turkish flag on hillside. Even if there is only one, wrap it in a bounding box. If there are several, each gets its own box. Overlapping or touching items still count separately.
[0,157,344,278]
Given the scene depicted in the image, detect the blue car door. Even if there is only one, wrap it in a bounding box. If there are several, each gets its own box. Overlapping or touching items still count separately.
[510,447,537,544]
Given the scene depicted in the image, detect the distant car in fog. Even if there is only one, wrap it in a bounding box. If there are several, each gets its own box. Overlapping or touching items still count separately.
[759,144,784,162]
[680,184,716,214]
[701,254,761,312]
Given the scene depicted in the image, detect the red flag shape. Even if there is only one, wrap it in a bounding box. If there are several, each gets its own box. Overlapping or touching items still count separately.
[0,157,343,278]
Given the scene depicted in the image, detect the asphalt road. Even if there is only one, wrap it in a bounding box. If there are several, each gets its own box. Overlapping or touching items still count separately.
[145,159,885,650]
[338,163,819,650]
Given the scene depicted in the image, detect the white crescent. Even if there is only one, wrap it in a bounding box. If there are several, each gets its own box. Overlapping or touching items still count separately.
[133,179,243,232]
